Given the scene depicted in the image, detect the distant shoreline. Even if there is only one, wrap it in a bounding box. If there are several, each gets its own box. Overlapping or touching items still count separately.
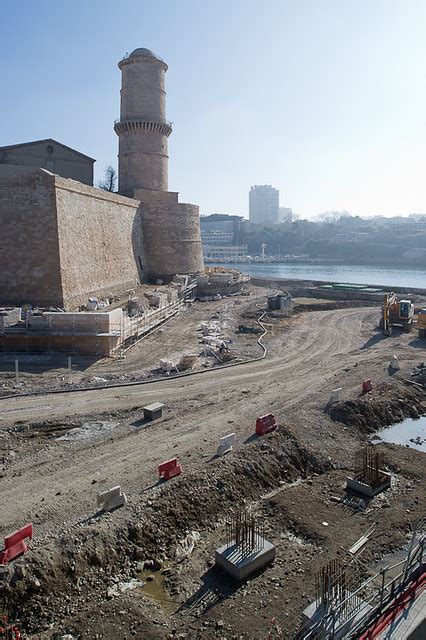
[248,276,426,297]
[207,261,426,293]
[204,257,424,268]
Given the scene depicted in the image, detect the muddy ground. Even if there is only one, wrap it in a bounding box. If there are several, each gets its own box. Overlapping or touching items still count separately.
[0,283,424,639]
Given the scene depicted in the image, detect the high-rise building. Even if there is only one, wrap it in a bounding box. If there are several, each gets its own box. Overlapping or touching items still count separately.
[249,185,279,226]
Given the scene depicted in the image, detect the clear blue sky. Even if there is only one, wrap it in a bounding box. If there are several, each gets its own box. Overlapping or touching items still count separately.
[1,0,425,218]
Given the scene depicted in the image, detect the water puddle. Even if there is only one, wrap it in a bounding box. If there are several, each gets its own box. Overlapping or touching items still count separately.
[138,569,177,611]
[371,415,426,452]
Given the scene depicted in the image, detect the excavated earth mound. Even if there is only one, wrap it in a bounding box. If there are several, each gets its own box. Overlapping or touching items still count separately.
[328,380,424,433]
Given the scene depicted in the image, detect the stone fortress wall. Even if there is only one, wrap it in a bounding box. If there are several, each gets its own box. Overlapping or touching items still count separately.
[0,166,142,309]
[0,166,64,307]
[137,189,204,283]
[55,176,142,309]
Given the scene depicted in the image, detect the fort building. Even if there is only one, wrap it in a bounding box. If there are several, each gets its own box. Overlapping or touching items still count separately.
[0,47,204,310]
[0,138,95,186]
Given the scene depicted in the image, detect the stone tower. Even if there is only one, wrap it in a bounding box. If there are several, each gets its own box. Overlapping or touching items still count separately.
[114,47,204,283]
[114,48,172,196]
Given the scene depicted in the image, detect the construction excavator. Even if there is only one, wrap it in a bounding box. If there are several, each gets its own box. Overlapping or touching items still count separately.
[381,293,414,335]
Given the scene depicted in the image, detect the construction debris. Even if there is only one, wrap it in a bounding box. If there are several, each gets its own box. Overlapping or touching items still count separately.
[196,267,250,299]
[256,413,278,436]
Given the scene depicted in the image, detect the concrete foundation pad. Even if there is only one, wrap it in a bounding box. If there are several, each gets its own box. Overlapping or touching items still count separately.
[215,535,276,581]
[346,471,391,497]
[97,486,127,512]
[302,596,373,639]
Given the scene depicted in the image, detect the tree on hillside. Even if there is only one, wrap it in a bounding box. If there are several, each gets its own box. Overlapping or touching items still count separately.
[98,165,117,192]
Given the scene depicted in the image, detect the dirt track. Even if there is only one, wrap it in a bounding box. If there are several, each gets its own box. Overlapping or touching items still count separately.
[0,307,384,425]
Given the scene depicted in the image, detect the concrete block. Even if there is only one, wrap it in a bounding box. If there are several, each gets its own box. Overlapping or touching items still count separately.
[330,387,342,404]
[390,354,400,370]
[97,486,127,512]
[346,471,391,497]
[215,535,275,581]
[217,433,235,456]
[143,402,164,421]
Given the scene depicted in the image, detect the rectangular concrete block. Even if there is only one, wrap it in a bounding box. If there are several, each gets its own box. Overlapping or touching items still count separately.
[330,388,342,404]
[346,472,391,497]
[97,486,127,512]
[143,402,165,421]
[217,433,235,456]
[215,535,276,581]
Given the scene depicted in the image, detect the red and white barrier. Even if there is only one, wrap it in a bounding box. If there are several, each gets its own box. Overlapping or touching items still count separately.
[158,458,182,481]
[256,413,277,436]
[0,523,33,565]
[362,379,373,393]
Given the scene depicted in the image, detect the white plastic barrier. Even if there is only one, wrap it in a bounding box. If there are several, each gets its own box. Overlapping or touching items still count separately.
[329,388,342,404]
[97,486,127,512]
[390,355,400,370]
[217,432,236,456]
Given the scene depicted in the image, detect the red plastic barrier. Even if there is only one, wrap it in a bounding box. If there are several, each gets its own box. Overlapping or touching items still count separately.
[158,458,182,481]
[256,413,277,436]
[0,523,33,565]
[362,379,373,393]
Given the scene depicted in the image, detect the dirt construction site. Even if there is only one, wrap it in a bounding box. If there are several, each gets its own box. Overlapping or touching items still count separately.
[0,281,425,639]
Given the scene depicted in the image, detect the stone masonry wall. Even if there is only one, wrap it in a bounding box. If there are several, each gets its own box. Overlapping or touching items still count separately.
[0,166,64,307]
[138,188,204,283]
[54,177,143,309]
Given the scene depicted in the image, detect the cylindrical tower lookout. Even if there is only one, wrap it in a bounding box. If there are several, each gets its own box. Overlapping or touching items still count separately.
[114,48,172,197]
